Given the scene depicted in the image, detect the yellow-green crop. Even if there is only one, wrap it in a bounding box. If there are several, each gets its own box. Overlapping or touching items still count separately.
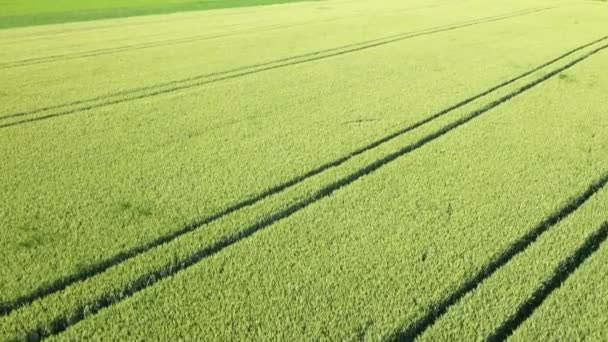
[1,0,607,340]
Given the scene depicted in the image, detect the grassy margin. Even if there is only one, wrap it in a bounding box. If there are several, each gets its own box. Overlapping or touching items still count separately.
[0,0,320,30]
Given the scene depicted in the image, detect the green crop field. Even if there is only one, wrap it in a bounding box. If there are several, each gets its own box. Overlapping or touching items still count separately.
[1,0,608,340]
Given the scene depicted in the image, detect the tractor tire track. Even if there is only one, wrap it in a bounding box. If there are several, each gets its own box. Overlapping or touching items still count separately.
[0,3,445,44]
[390,173,608,341]
[1,34,605,319]
[388,42,608,336]
[0,7,556,129]
[0,20,333,69]
[19,39,608,341]
[0,3,453,65]
[487,220,608,341]
[6,22,604,125]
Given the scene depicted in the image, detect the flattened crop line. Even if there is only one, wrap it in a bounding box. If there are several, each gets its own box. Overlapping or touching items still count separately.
[0,7,556,70]
[24,41,608,342]
[0,12,249,41]
[0,3,447,44]
[0,8,542,124]
[0,7,556,129]
[0,20,328,69]
[0,6,549,70]
[1,34,605,319]
[487,220,608,342]
[0,11,396,68]
[0,2,467,121]
[390,173,608,341]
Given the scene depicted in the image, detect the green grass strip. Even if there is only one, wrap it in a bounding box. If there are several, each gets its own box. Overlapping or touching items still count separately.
[0,0,320,30]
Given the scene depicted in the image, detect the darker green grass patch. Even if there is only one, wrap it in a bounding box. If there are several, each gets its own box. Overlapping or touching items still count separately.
[109,200,154,223]
[16,225,51,251]
[558,72,576,82]
[0,0,321,30]
[17,238,42,250]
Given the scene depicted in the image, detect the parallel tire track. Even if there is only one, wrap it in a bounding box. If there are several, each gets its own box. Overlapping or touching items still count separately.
[0,7,551,70]
[21,40,608,342]
[393,45,608,341]
[0,7,557,129]
[1,35,606,319]
[0,13,248,41]
[486,220,608,341]
[390,173,608,341]
[0,21,323,69]
[0,3,445,44]
[0,3,465,121]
